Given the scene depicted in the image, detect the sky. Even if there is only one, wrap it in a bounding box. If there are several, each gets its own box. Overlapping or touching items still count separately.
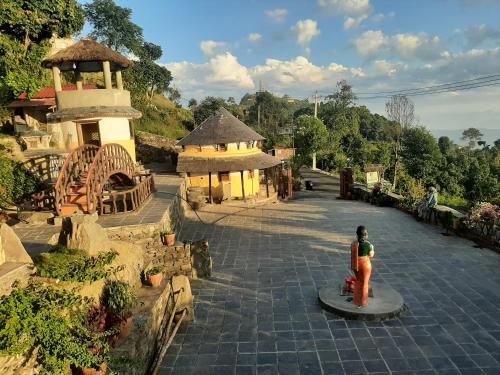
[81,0,500,132]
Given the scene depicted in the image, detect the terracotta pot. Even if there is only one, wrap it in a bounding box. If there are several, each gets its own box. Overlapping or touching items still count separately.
[73,363,107,375]
[111,316,133,347]
[165,233,176,246]
[147,273,163,287]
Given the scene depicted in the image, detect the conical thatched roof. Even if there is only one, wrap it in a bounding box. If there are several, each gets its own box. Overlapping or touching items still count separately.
[42,39,131,71]
[178,108,265,146]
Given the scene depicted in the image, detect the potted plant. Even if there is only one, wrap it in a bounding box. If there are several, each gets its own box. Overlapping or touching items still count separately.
[145,266,163,287]
[161,228,176,246]
[101,280,137,347]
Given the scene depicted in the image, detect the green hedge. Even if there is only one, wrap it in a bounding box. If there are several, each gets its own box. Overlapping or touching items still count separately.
[0,155,44,205]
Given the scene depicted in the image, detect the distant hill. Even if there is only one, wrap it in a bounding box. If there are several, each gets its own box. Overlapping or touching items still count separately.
[430,128,500,146]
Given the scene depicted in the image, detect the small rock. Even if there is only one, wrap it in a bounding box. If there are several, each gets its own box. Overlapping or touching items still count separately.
[18,211,54,225]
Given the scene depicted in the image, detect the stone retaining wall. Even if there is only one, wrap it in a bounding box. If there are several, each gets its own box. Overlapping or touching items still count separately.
[351,183,499,251]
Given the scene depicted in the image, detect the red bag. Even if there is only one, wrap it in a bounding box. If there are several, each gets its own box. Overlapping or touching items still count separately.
[345,275,357,293]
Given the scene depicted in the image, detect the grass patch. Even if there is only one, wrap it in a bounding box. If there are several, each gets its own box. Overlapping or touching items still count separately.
[439,193,470,212]
[34,245,117,282]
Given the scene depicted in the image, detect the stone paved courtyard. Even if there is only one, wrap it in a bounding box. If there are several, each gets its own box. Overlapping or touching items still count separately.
[160,171,500,375]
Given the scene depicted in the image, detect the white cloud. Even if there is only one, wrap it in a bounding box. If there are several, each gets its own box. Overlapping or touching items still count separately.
[166,54,363,99]
[462,24,500,48]
[292,19,321,47]
[318,0,372,16]
[200,40,230,57]
[248,33,262,44]
[354,30,388,58]
[371,11,395,23]
[354,30,442,61]
[344,15,368,30]
[166,52,254,94]
[265,8,288,22]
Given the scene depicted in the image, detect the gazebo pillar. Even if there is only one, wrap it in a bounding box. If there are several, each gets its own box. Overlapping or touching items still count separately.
[208,172,213,204]
[116,70,124,90]
[52,66,62,92]
[75,69,83,90]
[240,170,246,202]
[102,61,112,89]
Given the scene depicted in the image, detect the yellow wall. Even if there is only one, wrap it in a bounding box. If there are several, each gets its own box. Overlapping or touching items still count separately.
[189,169,260,200]
[101,138,136,162]
[181,141,265,200]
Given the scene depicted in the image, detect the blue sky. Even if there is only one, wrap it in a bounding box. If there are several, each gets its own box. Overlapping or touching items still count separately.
[80,0,500,132]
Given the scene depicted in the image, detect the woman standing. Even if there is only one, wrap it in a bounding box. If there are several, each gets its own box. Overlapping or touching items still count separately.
[351,226,375,307]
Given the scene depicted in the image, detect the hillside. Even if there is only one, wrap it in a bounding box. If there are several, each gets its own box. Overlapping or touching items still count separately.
[134,94,192,140]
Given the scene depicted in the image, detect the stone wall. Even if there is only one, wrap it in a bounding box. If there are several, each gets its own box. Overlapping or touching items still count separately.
[135,131,178,170]
[110,275,193,375]
[351,183,500,251]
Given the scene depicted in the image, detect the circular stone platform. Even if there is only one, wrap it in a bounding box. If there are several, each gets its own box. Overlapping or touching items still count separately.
[318,281,404,321]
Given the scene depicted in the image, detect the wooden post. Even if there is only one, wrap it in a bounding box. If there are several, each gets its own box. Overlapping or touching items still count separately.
[240,170,246,202]
[102,61,112,89]
[208,172,213,204]
[116,70,124,90]
[75,69,83,90]
[52,66,62,92]
[265,169,269,198]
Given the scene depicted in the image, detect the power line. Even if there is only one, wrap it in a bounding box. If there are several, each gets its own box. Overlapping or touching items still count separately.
[355,73,500,95]
[314,73,500,99]
[357,79,500,99]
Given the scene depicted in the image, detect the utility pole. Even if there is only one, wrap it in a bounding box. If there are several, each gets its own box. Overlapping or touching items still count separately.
[312,90,319,170]
[314,90,319,118]
[257,80,262,127]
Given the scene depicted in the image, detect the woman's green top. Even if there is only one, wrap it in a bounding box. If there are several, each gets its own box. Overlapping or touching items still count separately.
[358,241,374,257]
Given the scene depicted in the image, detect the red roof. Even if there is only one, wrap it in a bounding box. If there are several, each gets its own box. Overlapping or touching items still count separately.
[10,84,97,108]
[17,84,96,100]
[9,98,55,108]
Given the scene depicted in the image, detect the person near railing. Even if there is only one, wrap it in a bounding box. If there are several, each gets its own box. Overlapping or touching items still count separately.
[418,186,438,223]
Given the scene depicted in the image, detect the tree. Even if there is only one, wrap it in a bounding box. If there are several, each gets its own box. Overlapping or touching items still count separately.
[385,95,415,189]
[438,136,455,155]
[83,0,143,53]
[401,127,441,182]
[167,87,181,104]
[461,127,483,149]
[294,115,328,158]
[188,98,198,109]
[85,1,172,105]
[0,0,84,101]
[193,97,243,125]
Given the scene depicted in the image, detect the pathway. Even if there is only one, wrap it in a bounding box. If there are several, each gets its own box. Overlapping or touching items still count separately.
[160,170,500,375]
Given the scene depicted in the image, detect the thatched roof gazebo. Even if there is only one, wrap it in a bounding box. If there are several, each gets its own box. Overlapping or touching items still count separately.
[42,39,131,91]
[177,108,282,202]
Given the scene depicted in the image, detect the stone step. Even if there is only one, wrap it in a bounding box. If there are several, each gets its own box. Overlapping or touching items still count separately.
[66,193,88,204]
[60,202,88,216]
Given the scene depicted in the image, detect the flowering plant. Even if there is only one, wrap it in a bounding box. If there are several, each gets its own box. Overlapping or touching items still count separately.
[464,202,500,237]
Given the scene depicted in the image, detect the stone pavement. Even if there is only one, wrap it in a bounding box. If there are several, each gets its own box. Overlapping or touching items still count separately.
[13,173,183,256]
[160,170,500,375]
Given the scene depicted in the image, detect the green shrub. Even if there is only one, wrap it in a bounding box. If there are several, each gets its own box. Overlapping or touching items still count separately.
[35,245,117,282]
[0,155,44,205]
[439,194,470,212]
[101,280,137,320]
[0,283,110,374]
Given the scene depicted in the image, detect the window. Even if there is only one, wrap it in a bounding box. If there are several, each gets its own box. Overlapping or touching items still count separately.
[128,121,135,139]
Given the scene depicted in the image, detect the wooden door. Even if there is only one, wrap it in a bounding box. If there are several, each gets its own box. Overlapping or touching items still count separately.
[79,122,101,147]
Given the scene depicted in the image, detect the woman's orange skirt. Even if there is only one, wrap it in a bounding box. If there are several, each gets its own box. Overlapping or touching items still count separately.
[354,256,372,306]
